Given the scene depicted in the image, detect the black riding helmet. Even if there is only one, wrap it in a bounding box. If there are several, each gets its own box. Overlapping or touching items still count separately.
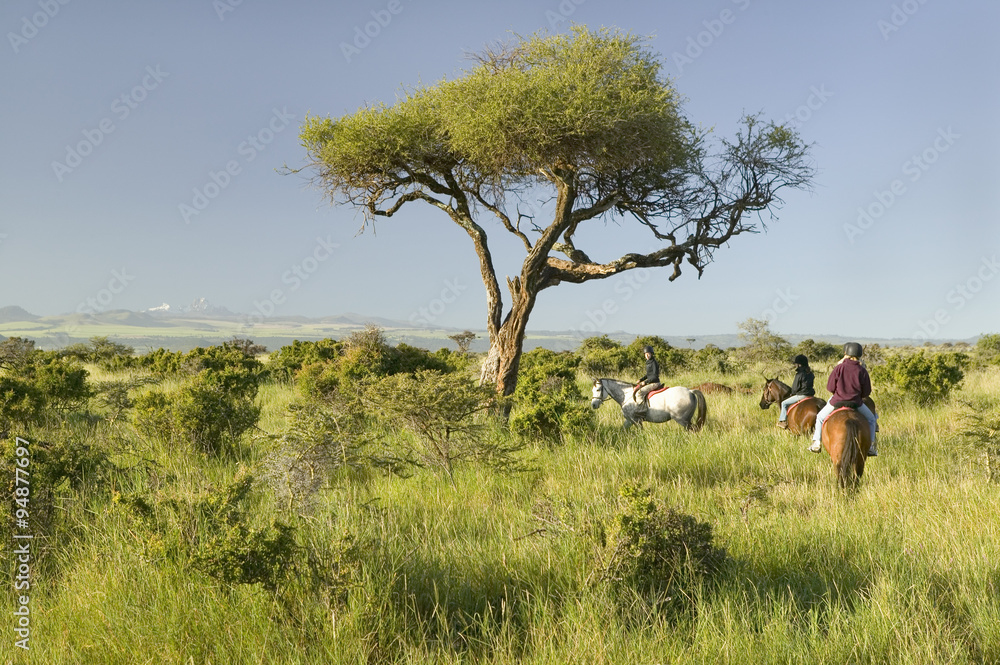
[791,354,809,366]
[643,345,654,355]
[843,342,863,358]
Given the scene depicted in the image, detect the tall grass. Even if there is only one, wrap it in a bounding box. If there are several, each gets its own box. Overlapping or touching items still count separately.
[7,367,1000,664]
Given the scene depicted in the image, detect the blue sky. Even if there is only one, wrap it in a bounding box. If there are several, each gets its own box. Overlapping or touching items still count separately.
[1,0,997,343]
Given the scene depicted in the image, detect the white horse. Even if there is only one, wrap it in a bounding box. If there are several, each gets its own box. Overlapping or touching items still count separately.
[591,378,707,431]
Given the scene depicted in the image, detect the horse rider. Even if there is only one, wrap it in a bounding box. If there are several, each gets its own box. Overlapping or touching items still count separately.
[776,354,816,429]
[809,342,878,456]
[632,345,663,418]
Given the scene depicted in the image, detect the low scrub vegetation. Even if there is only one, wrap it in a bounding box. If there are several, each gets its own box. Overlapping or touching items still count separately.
[2,329,1000,663]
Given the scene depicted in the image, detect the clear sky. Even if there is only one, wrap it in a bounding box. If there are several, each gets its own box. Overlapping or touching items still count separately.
[2,0,997,343]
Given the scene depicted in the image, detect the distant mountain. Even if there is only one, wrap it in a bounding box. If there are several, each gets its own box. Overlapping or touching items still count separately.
[145,298,237,318]
[0,305,40,323]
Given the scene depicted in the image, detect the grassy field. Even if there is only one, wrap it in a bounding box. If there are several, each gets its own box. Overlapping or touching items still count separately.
[5,362,1000,664]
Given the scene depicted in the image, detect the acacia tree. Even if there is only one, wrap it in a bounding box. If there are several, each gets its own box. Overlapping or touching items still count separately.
[299,27,813,405]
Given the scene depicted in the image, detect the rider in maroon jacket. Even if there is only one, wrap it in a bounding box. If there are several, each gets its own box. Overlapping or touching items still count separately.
[809,342,878,456]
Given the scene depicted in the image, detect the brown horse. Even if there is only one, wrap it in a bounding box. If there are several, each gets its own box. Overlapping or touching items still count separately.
[821,407,871,487]
[758,378,826,435]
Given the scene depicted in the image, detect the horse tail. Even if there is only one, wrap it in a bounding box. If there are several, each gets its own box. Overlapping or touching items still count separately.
[689,390,707,432]
[838,417,861,488]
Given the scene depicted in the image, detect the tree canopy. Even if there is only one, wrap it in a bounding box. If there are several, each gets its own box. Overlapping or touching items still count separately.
[299,26,814,400]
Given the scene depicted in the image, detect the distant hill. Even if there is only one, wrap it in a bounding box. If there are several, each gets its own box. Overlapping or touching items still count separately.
[0,305,980,352]
[0,305,40,324]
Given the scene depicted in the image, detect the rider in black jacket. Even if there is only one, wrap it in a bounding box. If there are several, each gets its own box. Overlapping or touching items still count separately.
[633,346,663,418]
[777,354,815,428]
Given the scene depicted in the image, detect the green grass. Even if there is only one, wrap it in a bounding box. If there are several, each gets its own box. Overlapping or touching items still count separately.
[6,367,1000,664]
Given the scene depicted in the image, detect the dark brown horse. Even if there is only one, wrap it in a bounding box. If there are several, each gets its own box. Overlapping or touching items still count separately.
[758,378,826,435]
[821,407,871,487]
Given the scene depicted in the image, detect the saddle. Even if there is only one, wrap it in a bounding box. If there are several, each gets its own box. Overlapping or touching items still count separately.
[786,397,811,419]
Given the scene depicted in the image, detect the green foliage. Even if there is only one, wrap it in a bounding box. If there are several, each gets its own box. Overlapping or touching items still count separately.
[510,348,595,443]
[692,344,732,375]
[132,347,186,375]
[975,333,1000,366]
[577,335,630,377]
[366,369,515,478]
[624,336,688,377]
[61,336,135,369]
[0,336,36,371]
[870,351,966,405]
[301,26,698,190]
[2,431,110,535]
[133,342,264,454]
[792,338,841,365]
[957,400,1000,481]
[268,338,343,381]
[600,484,727,615]
[736,318,792,366]
[170,378,261,454]
[0,348,90,429]
[291,329,462,403]
[117,471,359,602]
[0,375,45,430]
[264,401,375,510]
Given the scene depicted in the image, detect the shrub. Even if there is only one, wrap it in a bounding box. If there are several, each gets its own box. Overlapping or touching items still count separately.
[599,484,728,615]
[975,333,1000,366]
[624,336,688,376]
[511,348,595,443]
[61,336,135,370]
[793,338,841,365]
[578,335,630,377]
[366,369,512,478]
[268,338,343,381]
[134,373,261,455]
[692,344,732,375]
[736,317,791,365]
[870,351,966,405]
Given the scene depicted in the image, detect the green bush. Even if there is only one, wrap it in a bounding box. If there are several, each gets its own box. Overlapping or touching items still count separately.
[599,484,728,615]
[870,351,966,405]
[692,344,732,375]
[792,338,841,365]
[624,336,688,377]
[366,369,514,478]
[975,333,1000,366]
[578,335,630,377]
[511,348,595,443]
[268,338,343,381]
[134,372,261,455]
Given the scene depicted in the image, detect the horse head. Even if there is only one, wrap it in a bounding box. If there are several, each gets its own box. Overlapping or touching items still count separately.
[591,379,605,409]
[759,377,778,409]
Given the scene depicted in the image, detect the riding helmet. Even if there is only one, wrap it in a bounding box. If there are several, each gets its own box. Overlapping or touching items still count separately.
[643,345,654,355]
[843,342,863,358]
[791,354,808,366]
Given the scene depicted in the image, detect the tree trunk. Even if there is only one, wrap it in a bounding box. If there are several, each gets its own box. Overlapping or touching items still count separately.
[479,279,536,418]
